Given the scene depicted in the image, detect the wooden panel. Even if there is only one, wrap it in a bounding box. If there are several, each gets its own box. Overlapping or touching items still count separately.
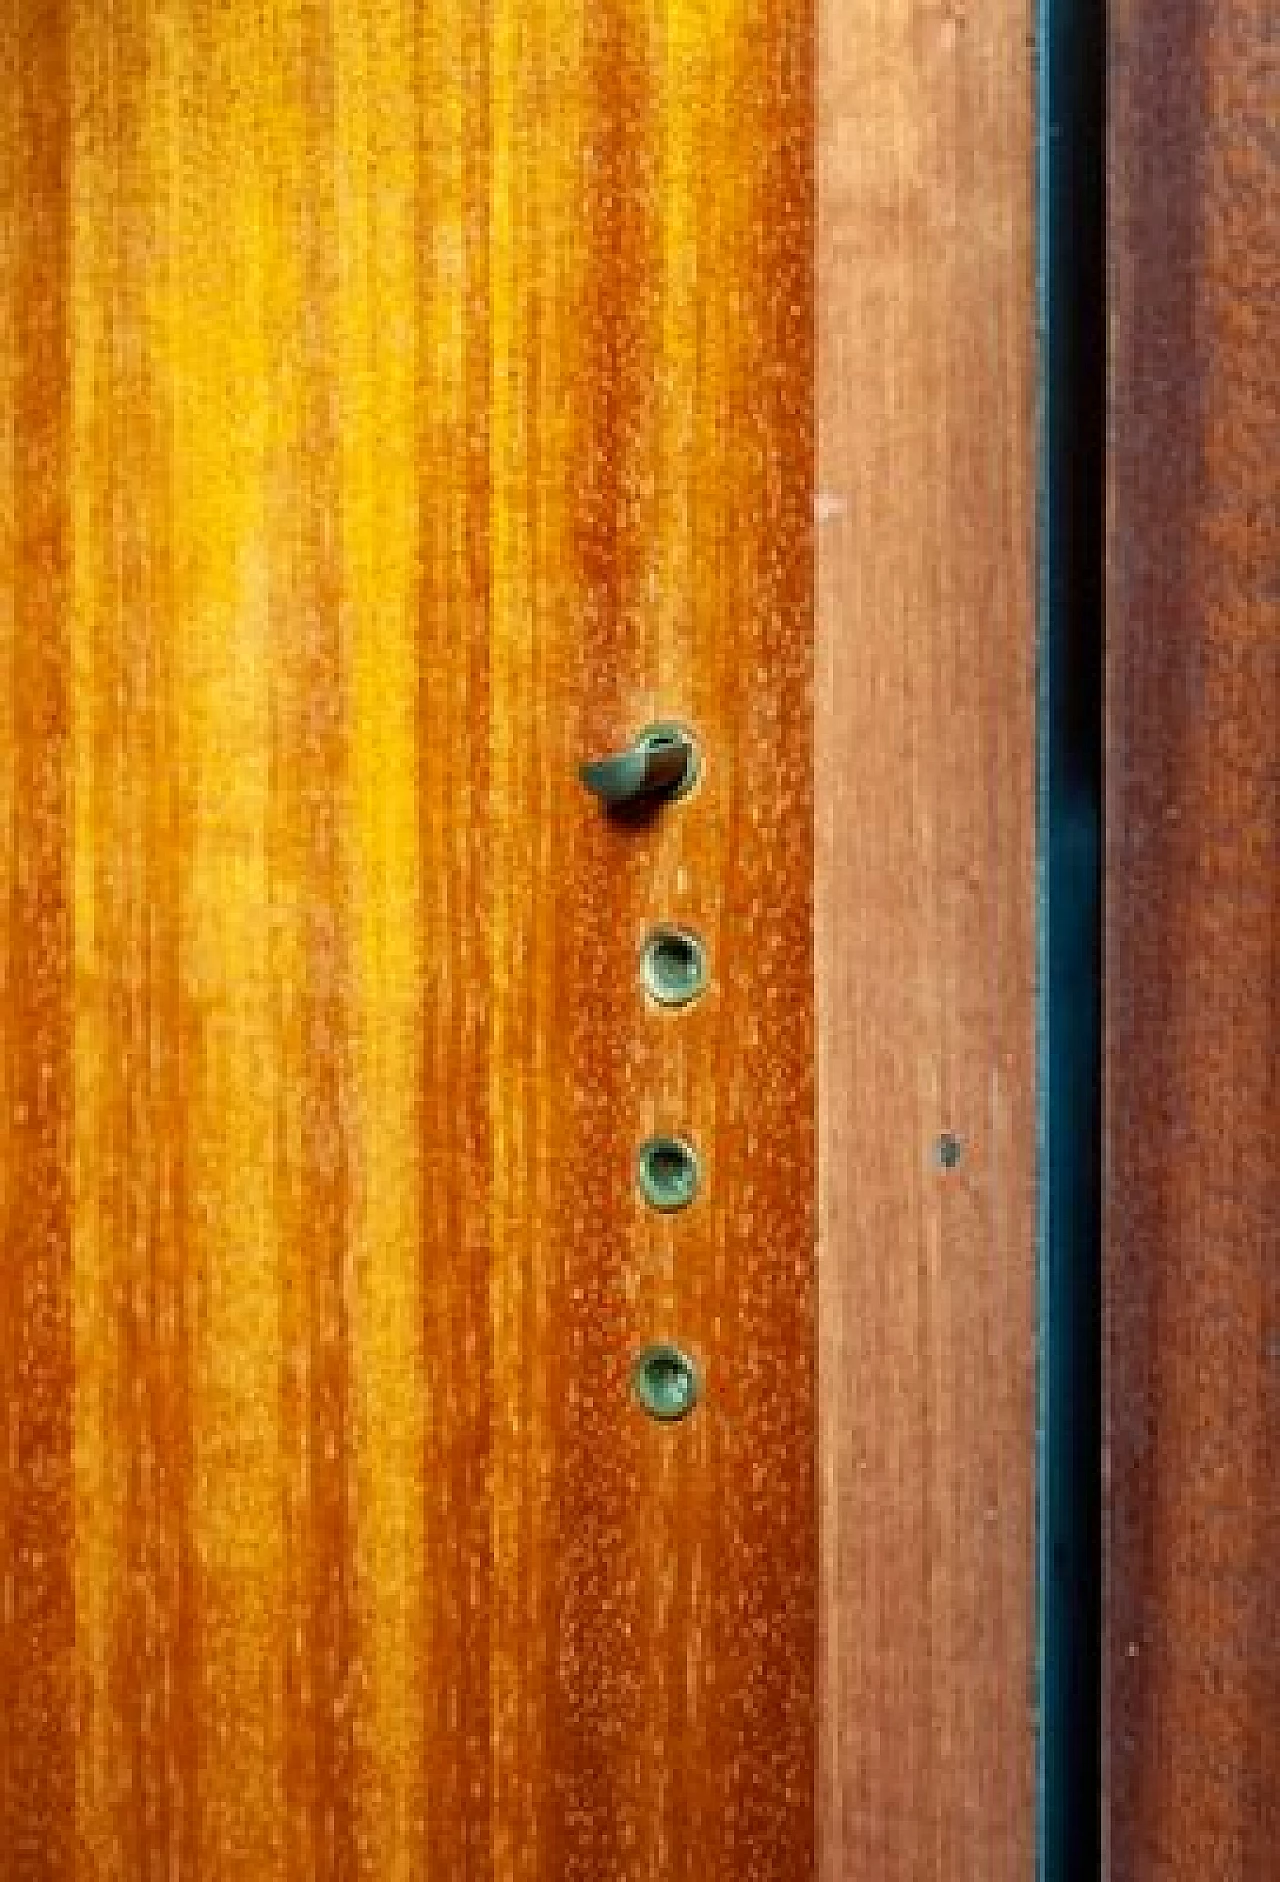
[0,4,814,1878]
[1105,6,1278,1878]
[817,5,1036,1878]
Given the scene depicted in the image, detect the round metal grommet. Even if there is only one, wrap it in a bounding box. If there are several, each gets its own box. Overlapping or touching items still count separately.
[637,1135,700,1212]
[631,1343,701,1423]
[640,926,708,1009]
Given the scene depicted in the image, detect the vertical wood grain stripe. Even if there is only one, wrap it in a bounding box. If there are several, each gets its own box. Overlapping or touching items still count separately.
[548,3,657,1873]
[182,5,288,1873]
[90,5,199,1873]
[1107,6,1278,1877]
[712,8,815,1872]
[413,0,494,1868]
[272,3,363,1875]
[1,5,815,1878]
[2,4,76,1876]
[337,5,424,1878]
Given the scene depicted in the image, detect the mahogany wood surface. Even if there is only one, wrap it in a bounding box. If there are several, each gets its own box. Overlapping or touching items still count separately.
[0,5,813,1877]
[1106,6,1278,1877]
[817,6,1037,1878]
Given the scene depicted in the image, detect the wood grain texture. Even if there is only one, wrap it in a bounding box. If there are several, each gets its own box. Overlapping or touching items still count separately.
[0,5,77,1875]
[1106,6,1278,1879]
[0,4,814,1879]
[817,5,1036,1878]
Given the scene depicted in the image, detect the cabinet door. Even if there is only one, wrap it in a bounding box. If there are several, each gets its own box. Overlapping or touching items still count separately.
[0,4,813,1878]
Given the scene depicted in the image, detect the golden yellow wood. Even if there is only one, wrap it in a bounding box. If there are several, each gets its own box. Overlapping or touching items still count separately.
[1,4,813,1877]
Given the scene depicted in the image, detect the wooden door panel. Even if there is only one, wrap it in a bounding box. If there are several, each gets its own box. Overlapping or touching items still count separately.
[0,5,813,1879]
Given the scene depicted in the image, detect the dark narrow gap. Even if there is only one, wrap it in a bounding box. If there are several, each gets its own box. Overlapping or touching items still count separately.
[1036,3,1106,1879]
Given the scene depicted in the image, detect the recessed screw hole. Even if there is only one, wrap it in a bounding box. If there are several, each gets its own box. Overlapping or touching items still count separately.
[638,1136,700,1211]
[936,1132,963,1169]
[632,1344,701,1422]
[641,927,708,1008]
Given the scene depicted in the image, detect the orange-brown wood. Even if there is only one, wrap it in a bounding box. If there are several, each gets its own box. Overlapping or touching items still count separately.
[0,4,813,1878]
[817,5,1037,1877]
[0,7,77,1875]
[1106,6,1278,1877]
